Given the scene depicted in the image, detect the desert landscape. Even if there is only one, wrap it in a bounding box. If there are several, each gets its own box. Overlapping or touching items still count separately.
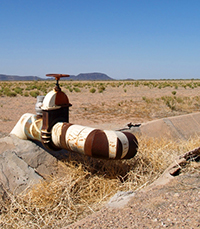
[0,80,200,228]
[1,79,200,134]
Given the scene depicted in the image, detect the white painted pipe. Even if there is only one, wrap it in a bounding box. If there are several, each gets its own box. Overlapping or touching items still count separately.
[10,113,42,141]
[11,114,138,159]
[51,122,138,159]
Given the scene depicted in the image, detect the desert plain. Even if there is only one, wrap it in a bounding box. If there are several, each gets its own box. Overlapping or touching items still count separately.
[1,79,200,134]
[0,80,200,228]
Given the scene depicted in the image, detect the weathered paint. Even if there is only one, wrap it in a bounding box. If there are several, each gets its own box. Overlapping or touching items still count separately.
[65,125,95,154]
[115,131,129,158]
[24,115,42,141]
[10,113,34,140]
[11,116,138,159]
[51,123,138,159]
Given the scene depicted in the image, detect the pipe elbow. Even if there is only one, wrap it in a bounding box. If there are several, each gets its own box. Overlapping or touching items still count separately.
[10,113,34,140]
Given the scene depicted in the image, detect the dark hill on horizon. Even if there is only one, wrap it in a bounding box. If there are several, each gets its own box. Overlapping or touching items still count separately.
[0,74,41,81]
[0,73,114,81]
[69,73,113,81]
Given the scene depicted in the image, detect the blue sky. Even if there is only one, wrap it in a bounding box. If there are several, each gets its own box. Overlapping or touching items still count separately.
[0,0,200,79]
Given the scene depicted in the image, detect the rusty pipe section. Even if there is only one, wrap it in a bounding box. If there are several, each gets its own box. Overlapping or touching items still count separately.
[51,122,138,159]
[11,116,138,159]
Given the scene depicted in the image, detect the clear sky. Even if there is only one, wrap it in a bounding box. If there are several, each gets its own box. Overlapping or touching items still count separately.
[0,0,200,79]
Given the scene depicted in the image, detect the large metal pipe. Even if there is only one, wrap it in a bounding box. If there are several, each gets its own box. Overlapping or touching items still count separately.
[11,114,138,160]
[51,122,138,159]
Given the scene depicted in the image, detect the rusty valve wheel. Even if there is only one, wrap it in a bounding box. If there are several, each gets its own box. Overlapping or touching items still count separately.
[46,73,70,81]
[46,74,70,90]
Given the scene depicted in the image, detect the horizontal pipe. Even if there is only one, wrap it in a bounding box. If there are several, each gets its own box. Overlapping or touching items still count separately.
[51,122,138,159]
[11,114,138,160]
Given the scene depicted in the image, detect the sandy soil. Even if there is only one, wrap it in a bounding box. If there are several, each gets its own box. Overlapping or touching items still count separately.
[1,84,200,134]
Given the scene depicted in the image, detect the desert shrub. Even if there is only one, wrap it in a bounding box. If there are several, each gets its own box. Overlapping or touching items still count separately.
[175,97,183,103]
[186,83,194,89]
[6,91,17,97]
[24,92,29,97]
[90,88,96,93]
[14,86,23,95]
[172,91,177,95]
[162,96,178,111]
[98,85,106,93]
[134,81,140,87]
[110,82,116,87]
[29,90,40,98]
[86,83,92,88]
[117,82,123,87]
[194,96,200,102]
[73,82,84,88]
[2,87,17,97]
[73,87,81,93]
[65,86,73,92]
[142,96,153,103]
[2,87,10,95]
[162,82,171,88]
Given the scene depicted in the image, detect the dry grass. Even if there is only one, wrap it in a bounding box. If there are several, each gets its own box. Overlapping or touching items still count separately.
[0,135,199,228]
[76,95,200,123]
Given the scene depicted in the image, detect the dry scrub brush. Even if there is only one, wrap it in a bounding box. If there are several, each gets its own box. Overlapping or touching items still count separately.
[0,136,200,228]
[1,79,200,97]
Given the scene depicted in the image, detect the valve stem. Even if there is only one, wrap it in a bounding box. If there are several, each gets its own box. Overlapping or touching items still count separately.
[46,74,70,91]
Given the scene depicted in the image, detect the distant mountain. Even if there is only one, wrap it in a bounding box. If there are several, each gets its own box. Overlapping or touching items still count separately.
[0,73,114,81]
[0,74,42,81]
[69,72,113,81]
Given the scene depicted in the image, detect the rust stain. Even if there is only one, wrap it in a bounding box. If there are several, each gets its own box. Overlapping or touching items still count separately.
[84,129,109,158]
[55,91,70,106]
[60,123,73,149]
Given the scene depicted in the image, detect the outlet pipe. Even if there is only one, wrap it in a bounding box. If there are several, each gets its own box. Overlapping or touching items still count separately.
[11,114,138,160]
[51,122,138,159]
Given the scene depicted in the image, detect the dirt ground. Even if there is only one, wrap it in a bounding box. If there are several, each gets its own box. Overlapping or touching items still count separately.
[0,82,200,228]
[67,164,200,229]
[1,83,200,134]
